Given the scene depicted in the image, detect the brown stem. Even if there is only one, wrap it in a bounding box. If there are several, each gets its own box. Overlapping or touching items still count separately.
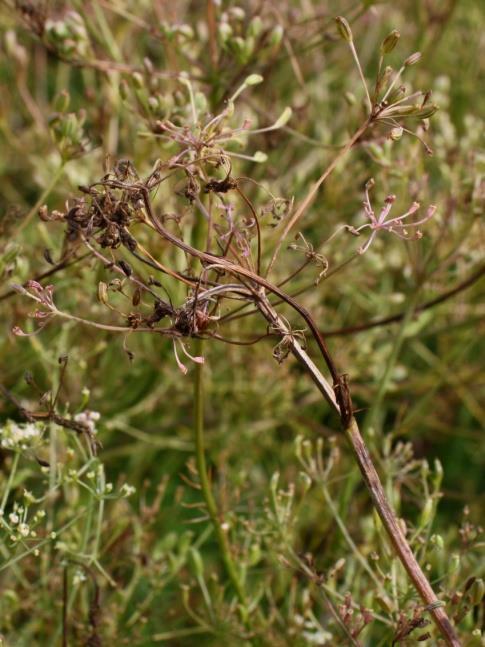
[88,181,461,644]
[344,418,461,646]
[256,298,461,647]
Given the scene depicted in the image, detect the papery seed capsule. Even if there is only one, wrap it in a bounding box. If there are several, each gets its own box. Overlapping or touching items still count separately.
[97,282,109,305]
[404,51,422,67]
[381,30,400,54]
[335,16,353,43]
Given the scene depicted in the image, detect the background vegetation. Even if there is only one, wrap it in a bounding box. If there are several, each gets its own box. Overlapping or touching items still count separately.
[0,1,483,645]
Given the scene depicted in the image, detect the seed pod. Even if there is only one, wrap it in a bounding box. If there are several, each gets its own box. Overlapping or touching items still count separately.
[469,578,485,607]
[268,24,284,48]
[420,497,434,527]
[118,260,132,277]
[97,281,109,305]
[335,16,353,43]
[248,16,263,39]
[404,51,421,67]
[54,90,70,113]
[414,104,439,119]
[131,72,144,89]
[132,287,141,307]
[119,80,129,101]
[245,73,263,86]
[187,547,204,579]
[430,534,444,550]
[381,30,400,54]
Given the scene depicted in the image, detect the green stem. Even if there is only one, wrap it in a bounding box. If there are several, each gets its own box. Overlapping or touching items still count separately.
[363,286,422,436]
[16,162,66,234]
[1,452,20,513]
[193,338,247,609]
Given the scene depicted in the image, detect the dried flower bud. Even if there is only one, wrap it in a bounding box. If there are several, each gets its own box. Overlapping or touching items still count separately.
[404,51,421,67]
[381,30,400,54]
[335,16,353,43]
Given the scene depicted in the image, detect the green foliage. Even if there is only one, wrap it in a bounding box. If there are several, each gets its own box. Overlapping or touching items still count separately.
[0,1,483,645]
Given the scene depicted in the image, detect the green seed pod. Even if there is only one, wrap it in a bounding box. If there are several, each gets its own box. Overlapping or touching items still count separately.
[245,73,263,86]
[119,80,129,101]
[381,29,400,54]
[344,91,356,105]
[148,96,159,113]
[420,497,434,527]
[469,578,485,607]
[430,534,444,550]
[229,7,245,21]
[375,65,394,97]
[54,90,70,113]
[335,16,353,43]
[432,459,443,491]
[414,104,439,119]
[131,72,144,89]
[175,24,194,40]
[268,24,284,48]
[375,593,394,614]
[298,472,312,493]
[449,553,460,573]
[248,543,262,566]
[188,547,204,579]
[248,16,263,39]
[386,84,406,105]
[218,21,233,44]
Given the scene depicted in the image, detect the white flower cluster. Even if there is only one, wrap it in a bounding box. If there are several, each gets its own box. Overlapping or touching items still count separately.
[0,420,43,450]
[74,410,100,434]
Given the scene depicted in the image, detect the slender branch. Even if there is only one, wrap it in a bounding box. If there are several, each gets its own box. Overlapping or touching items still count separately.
[322,263,485,337]
[256,298,461,647]
[193,338,247,609]
[266,119,371,276]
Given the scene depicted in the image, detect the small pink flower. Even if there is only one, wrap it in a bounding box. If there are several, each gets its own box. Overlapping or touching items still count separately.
[354,182,436,254]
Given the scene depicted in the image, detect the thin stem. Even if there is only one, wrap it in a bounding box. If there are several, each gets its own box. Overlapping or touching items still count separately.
[344,418,460,647]
[193,338,247,609]
[349,40,372,114]
[0,452,20,513]
[16,162,66,234]
[266,119,370,276]
[257,298,460,646]
[363,287,422,436]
